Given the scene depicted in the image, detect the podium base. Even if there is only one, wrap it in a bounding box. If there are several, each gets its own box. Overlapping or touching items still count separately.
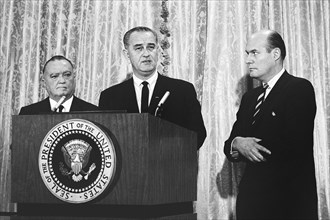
[9,202,195,220]
[10,213,196,220]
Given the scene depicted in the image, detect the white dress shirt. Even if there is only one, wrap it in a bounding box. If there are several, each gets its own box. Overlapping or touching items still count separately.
[263,68,285,100]
[132,72,158,113]
[49,95,73,112]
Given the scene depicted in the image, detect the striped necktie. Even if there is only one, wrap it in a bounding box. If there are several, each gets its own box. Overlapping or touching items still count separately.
[58,105,64,113]
[252,83,269,124]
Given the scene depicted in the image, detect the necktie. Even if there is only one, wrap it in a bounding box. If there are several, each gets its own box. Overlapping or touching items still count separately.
[141,81,149,113]
[58,105,64,113]
[252,83,269,124]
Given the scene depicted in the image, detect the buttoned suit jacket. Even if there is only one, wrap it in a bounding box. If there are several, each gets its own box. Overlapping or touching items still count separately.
[19,96,99,115]
[99,73,207,149]
[224,71,318,219]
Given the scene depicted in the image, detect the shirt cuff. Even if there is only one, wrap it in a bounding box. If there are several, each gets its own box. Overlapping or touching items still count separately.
[230,137,239,159]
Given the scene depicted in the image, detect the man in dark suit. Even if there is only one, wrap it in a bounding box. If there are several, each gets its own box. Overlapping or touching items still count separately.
[99,26,206,149]
[19,55,98,115]
[224,30,318,219]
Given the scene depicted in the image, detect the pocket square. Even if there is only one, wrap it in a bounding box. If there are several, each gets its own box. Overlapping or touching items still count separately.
[272,111,276,116]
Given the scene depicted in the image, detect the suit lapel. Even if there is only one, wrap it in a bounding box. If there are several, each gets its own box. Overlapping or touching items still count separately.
[149,74,166,115]
[125,78,140,113]
[253,71,291,125]
[41,97,52,113]
[70,96,80,111]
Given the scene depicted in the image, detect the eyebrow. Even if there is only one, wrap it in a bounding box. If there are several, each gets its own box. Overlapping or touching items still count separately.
[133,43,156,47]
[245,49,258,54]
[49,71,72,75]
[133,44,143,48]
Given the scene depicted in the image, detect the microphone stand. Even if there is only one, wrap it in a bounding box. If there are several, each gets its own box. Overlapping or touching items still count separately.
[52,96,66,112]
[155,104,164,117]
[154,91,170,117]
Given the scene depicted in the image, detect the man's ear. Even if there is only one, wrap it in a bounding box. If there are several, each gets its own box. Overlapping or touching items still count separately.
[123,49,131,63]
[157,46,162,60]
[40,74,47,89]
[273,48,281,61]
[41,74,45,83]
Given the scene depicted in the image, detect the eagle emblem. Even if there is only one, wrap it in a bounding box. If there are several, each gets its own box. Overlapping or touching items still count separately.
[39,119,116,203]
[60,139,96,182]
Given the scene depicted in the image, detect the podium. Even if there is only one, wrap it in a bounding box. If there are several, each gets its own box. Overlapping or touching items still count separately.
[10,113,198,220]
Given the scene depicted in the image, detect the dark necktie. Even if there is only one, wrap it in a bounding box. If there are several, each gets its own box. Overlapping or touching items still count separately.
[252,83,269,124]
[141,81,149,113]
[58,105,64,113]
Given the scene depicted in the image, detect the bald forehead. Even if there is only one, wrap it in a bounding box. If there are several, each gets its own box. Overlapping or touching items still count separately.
[250,30,270,41]
[128,31,157,45]
[44,59,73,74]
[246,31,269,50]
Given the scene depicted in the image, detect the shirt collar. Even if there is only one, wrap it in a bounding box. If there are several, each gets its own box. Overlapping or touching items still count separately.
[49,95,74,112]
[133,71,158,87]
[264,68,285,89]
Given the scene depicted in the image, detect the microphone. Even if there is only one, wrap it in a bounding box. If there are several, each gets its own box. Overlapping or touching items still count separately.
[155,91,170,117]
[52,96,66,112]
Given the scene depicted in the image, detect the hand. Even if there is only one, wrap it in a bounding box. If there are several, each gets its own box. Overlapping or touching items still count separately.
[232,137,271,162]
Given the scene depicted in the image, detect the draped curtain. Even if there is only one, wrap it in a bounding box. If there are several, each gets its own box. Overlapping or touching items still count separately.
[0,1,329,219]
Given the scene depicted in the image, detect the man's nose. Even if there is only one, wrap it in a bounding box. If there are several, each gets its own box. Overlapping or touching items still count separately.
[58,73,66,82]
[142,48,150,56]
[246,55,254,64]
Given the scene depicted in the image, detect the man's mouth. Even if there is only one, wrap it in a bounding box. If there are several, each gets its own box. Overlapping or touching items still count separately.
[142,60,152,64]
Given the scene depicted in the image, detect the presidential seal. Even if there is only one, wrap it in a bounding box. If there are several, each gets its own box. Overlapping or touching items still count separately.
[38,119,116,203]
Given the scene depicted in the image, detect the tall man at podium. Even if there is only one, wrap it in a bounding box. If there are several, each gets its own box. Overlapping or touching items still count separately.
[99,26,206,149]
[19,55,98,115]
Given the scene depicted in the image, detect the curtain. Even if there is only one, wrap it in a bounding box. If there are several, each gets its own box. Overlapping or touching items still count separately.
[0,1,329,219]
[199,1,330,219]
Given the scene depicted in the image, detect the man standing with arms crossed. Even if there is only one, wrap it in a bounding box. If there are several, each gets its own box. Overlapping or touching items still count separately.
[224,30,318,219]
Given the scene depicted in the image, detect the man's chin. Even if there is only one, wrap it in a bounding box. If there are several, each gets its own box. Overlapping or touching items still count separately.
[55,89,70,95]
[138,68,156,75]
[54,93,71,99]
[141,66,156,72]
[249,71,258,78]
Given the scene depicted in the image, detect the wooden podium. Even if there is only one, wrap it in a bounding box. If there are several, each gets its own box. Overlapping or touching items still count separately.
[10,113,198,220]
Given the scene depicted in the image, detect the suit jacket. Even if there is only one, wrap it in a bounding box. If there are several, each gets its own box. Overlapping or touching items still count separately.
[19,96,98,115]
[224,71,318,219]
[99,73,207,149]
